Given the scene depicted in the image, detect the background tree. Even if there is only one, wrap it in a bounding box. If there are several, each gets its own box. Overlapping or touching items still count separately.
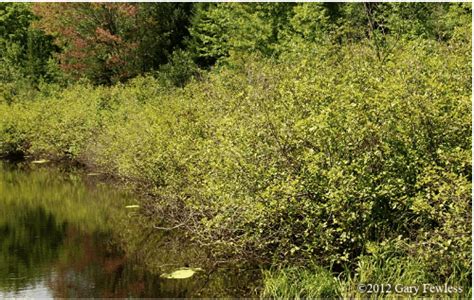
[188,3,294,67]
[0,3,56,79]
[0,3,57,102]
[33,3,193,85]
[33,3,141,85]
[134,3,193,73]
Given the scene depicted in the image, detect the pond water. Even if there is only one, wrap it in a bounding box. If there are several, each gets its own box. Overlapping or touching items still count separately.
[0,162,260,298]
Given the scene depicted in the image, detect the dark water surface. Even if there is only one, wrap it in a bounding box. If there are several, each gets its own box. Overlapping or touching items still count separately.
[0,162,260,298]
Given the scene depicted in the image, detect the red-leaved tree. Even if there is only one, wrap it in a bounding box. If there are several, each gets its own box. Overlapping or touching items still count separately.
[33,3,192,85]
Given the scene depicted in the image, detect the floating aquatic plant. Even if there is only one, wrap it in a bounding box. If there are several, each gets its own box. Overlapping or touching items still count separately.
[125,205,140,209]
[160,268,203,279]
[32,159,49,164]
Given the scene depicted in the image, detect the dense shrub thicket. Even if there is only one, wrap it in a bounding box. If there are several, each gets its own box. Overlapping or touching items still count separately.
[1,28,471,296]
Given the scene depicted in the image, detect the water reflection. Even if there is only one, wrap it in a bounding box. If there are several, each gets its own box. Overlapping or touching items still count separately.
[0,162,259,298]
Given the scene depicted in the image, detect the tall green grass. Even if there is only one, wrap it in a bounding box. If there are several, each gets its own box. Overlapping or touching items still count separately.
[262,252,471,299]
[261,266,340,299]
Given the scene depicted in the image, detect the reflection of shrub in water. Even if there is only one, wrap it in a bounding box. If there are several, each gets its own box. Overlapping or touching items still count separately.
[0,164,261,297]
[0,206,66,291]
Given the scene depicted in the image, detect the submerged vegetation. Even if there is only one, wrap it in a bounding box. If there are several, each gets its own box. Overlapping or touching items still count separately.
[0,2,472,298]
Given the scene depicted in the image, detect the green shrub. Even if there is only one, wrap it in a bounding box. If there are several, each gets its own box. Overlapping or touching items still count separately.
[173,38,471,270]
[0,33,470,291]
[0,101,36,156]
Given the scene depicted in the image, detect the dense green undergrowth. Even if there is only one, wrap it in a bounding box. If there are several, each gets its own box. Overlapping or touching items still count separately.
[0,34,471,297]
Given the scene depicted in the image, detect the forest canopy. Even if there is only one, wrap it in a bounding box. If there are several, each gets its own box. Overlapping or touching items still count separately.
[1,2,471,87]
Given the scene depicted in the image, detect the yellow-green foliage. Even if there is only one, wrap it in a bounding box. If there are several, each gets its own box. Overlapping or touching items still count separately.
[0,35,470,289]
[0,100,37,155]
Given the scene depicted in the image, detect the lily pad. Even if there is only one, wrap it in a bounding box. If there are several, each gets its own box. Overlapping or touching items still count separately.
[32,159,49,164]
[125,205,140,209]
[160,268,203,279]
